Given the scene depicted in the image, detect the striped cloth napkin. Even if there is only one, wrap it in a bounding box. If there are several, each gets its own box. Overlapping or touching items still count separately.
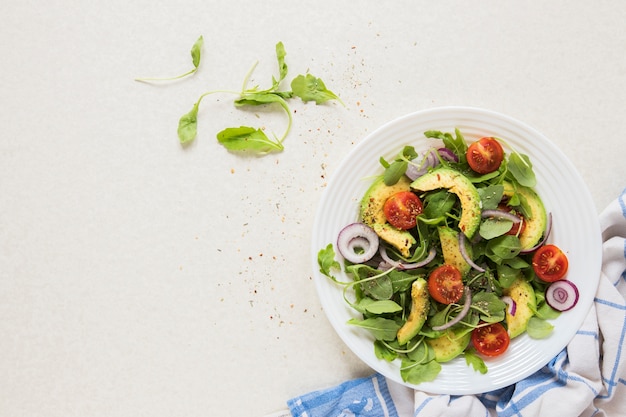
[283,188,626,417]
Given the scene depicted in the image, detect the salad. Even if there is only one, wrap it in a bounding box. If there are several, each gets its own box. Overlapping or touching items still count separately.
[317,128,579,385]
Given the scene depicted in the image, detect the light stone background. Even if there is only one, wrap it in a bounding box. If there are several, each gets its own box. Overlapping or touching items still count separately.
[1,1,625,416]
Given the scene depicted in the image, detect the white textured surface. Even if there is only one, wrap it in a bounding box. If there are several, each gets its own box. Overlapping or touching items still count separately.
[0,1,625,416]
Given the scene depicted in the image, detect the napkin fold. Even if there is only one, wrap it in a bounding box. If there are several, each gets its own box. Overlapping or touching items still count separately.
[287,188,626,417]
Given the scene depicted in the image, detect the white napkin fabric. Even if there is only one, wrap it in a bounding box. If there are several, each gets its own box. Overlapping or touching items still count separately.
[286,188,626,417]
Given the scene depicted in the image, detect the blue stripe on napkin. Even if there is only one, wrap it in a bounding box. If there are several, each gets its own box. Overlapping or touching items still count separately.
[287,373,399,417]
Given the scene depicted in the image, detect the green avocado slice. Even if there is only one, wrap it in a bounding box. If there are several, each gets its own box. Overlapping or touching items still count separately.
[410,168,482,239]
[503,277,536,338]
[502,182,547,250]
[396,278,430,345]
[360,176,417,257]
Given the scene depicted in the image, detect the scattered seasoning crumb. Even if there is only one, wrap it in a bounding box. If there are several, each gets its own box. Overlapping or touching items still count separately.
[230,168,235,174]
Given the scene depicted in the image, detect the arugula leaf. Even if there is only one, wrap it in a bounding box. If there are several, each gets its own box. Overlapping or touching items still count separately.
[381,146,418,185]
[358,298,403,314]
[400,358,441,384]
[318,244,341,279]
[216,126,284,154]
[526,316,554,339]
[177,100,200,144]
[135,35,204,82]
[465,349,488,374]
[478,184,504,210]
[291,74,342,104]
[479,218,514,239]
[374,340,399,362]
[347,317,400,341]
[383,160,408,185]
[273,41,288,89]
[508,152,537,187]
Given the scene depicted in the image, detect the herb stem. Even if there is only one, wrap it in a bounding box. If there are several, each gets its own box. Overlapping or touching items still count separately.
[134,68,197,83]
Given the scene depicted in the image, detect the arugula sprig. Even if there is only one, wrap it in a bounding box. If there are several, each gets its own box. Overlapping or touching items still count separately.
[177,41,341,153]
[135,36,204,82]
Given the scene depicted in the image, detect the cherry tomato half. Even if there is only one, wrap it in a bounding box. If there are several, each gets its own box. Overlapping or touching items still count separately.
[497,203,526,236]
[428,264,464,304]
[532,244,569,282]
[471,322,510,357]
[466,137,504,174]
[383,191,423,230]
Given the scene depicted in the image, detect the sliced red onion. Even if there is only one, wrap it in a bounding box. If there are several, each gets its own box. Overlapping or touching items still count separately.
[545,280,579,312]
[458,233,485,272]
[437,147,459,163]
[336,223,380,264]
[432,287,472,331]
[379,246,436,270]
[481,209,522,224]
[501,296,517,316]
[520,212,553,254]
[405,149,439,180]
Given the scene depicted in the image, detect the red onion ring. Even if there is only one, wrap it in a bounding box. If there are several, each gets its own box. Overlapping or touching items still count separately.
[545,280,579,312]
[432,287,472,331]
[437,147,459,163]
[458,233,485,272]
[378,246,436,270]
[481,209,522,224]
[336,223,379,264]
[501,295,517,316]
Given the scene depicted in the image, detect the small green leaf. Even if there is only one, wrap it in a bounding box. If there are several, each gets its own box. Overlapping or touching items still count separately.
[190,35,204,69]
[318,244,341,279]
[274,41,288,87]
[479,218,514,239]
[526,316,554,339]
[291,74,341,104]
[465,349,488,374]
[400,359,441,384]
[347,317,401,341]
[362,299,403,314]
[374,340,398,362]
[383,160,408,185]
[135,35,204,82]
[216,126,284,154]
[508,152,536,187]
[478,184,504,210]
[177,101,200,144]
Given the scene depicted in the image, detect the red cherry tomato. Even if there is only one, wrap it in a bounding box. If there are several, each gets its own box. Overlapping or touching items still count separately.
[383,191,423,230]
[428,264,464,304]
[471,322,510,357]
[466,137,504,174]
[532,244,569,282]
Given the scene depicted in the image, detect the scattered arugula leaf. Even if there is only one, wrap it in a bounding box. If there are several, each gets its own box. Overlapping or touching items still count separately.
[291,74,343,105]
[172,40,340,154]
[135,36,204,82]
[216,126,284,154]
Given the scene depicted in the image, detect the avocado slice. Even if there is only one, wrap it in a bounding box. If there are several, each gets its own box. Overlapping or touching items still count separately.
[397,278,430,345]
[425,328,471,362]
[438,226,472,275]
[360,176,417,257]
[410,168,481,239]
[503,277,536,338]
[502,182,547,250]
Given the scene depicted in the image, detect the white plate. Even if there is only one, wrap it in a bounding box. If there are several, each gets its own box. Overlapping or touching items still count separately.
[311,106,602,394]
